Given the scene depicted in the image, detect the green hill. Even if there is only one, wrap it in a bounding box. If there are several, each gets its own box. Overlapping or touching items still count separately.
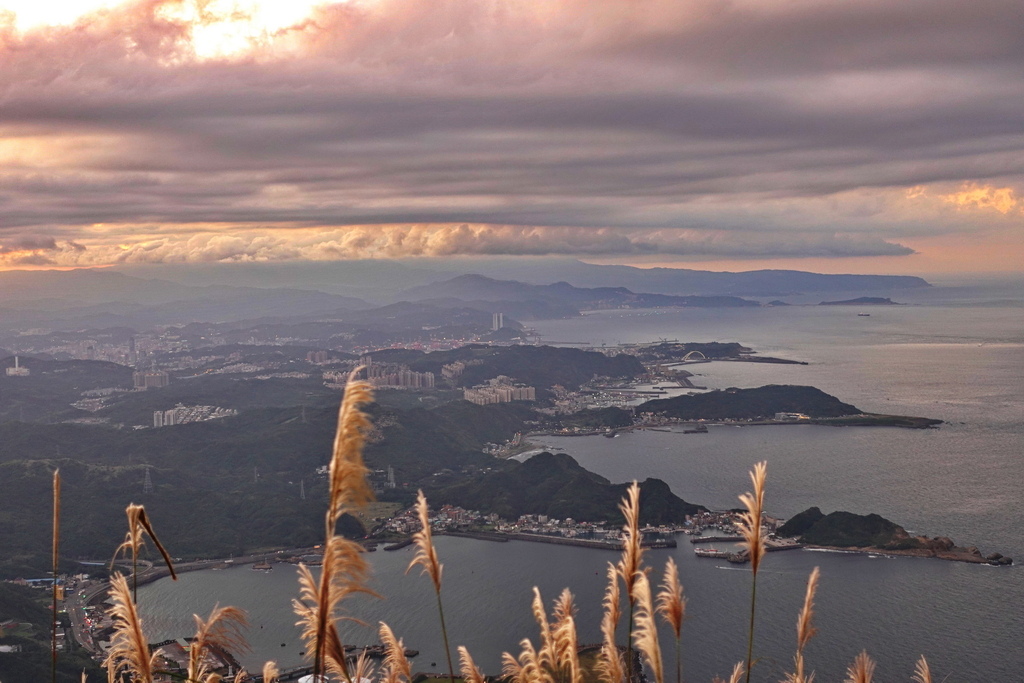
[777,507,912,548]
[432,451,705,524]
[639,385,861,420]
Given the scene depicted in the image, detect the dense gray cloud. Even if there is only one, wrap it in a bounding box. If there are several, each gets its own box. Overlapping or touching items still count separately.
[1,0,1022,266]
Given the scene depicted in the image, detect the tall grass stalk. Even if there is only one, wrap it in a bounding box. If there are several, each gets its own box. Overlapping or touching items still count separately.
[784,567,820,683]
[737,461,767,683]
[596,563,623,683]
[551,589,581,683]
[631,572,664,683]
[656,558,685,683]
[407,490,455,683]
[104,573,156,683]
[51,469,60,683]
[615,482,644,683]
[294,369,375,683]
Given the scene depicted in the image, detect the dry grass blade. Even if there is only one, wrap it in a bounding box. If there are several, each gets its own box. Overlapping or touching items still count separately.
[531,587,555,673]
[597,567,624,683]
[104,573,156,683]
[504,639,546,683]
[293,535,373,682]
[327,369,375,528]
[261,662,280,683]
[501,651,526,683]
[407,490,443,593]
[911,656,933,683]
[351,649,375,683]
[712,663,745,683]
[52,470,61,683]
[795,568,820,651]
[188,605,248,682]
[380,622,412,683]
[844,650,876,683]
[405,489,456,683]
[656,557,685,683]
[602,562,622,638]
[656,557,685,639]
[631,572,664,683]
[615,482,644,597]
[458,646,488,683]
[783,567,820,683]
[737,462,768,574]
[111,504,177,580]
[739,461,767,683]
[552,589,581,683]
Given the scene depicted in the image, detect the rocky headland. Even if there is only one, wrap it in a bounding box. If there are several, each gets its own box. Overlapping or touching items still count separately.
[778,507,1012,566]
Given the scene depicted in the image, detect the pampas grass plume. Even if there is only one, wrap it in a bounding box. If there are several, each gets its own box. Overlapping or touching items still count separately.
[104,573,156,683]
[597,562,624,683]
[844,650,876,683]
[911,656,933,683]
[327,369,375,529]
[380,622,412,683]
[458,646,488,683]
[188,605,248,682]
[738,462,767,574]
[631,571,664,683]
[407,490,443,593]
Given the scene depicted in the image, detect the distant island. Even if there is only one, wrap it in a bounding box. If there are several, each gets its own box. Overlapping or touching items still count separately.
[819,296,902,306]
[637,384,942,428]
[777,507,1012,566]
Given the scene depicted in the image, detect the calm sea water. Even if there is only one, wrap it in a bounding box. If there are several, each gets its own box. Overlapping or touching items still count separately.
[140,284,1024,682]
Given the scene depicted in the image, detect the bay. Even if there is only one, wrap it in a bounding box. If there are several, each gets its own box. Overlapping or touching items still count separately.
[140,285,1024,682]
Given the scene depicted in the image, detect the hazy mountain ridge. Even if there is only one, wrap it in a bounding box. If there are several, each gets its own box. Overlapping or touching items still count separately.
[436,260,932,296]
[398,274,760,318]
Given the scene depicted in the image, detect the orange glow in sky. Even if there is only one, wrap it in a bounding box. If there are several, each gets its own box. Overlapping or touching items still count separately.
[0,0,332,58]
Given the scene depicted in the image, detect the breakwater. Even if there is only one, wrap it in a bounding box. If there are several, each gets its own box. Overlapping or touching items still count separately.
[404,529,677,550]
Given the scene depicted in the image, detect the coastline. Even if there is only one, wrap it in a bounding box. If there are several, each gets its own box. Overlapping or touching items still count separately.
[803,544,1013,566]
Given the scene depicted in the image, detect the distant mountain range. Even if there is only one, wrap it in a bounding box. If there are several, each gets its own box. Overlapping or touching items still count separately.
[398,274,760,318]
[0,261,932,330]
[109,259,932,300]
[443,259,931,297]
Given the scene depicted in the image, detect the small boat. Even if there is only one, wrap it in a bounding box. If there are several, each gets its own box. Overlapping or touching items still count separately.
[857,313,871,317]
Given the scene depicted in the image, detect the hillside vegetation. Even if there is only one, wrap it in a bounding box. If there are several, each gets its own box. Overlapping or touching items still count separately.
[639,385,861,419]
[433,451,705,524]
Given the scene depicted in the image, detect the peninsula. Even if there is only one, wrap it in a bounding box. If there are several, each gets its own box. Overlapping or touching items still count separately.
[777,507,1013,566]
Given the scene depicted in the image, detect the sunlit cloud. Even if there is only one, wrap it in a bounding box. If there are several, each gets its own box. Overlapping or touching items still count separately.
[0,0,332,59]
[0,0,1023,272]
[940,183,1019,215]
[0,224,915,269]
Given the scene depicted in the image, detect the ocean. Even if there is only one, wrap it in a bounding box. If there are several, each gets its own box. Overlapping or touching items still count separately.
[139,282,1024,682]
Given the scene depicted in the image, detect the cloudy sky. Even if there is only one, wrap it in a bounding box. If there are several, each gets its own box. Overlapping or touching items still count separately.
[1,0,1022,274]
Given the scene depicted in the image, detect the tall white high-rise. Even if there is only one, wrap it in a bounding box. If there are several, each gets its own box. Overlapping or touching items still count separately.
[492,312,504,330]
